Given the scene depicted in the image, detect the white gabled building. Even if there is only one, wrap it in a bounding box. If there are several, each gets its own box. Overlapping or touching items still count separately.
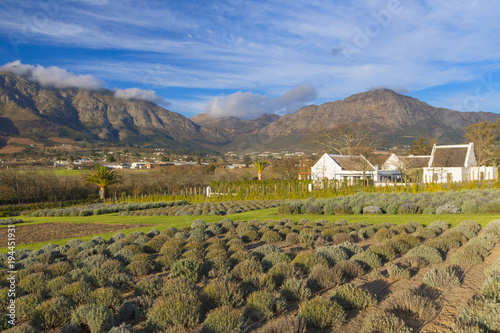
[311,153,401,183]
[423,142,497,183]
[382,154,431,171]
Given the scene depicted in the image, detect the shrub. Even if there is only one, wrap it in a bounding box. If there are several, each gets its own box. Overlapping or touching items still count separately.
[126,261,152,277]
[244,290,286,321]
[48,261,72,276]
[367,244,397,261]
[398,203,421,214]
[338,242,363,257]
[478,200,500,214]
[451,297,500,333]
[364,311,412,333]
[384,288,438,321]
[458,220,481,233]
[201,306,244,333]
[260,230,282,243]
[298,229,316,248]
[61,281,93,305]
[262,252,291,271]
[19,272,48,295]
[386,262,411,279]
[449,245,487,267]
[279,277,311,301]
[292,251,328,273]
[298,297,345,329]
[485,258,500,277]
[191,219,207,229]
[32,297,72,329]
[17,293,41,320]
[147,293,200,331]
[107,323,136,333]
[374,228,397,242]
[468,235,498,251]
[425,237,461,253]
[118,296,152,322]
[481,275,500,302]
[363,206,382,215]
[268,262,298,287]
[162,277,197,297]
[351,252,382,270]
[330,283,376,310]
[134,276,163,298]
[253,244,282,260]
[90,287,122,310]
[171,258,200,283]
[358,226,377,239]
[333,260,364,279]
[309,264,344,289]
[423,266,461,288]
[482,219,500,237]
[202,279,243,309]
[231,258,263,281]
[436,203,460,214]
[406,245,442,265]
[316,246,349,267]
[286,232,300,244]
[71,304,114,333]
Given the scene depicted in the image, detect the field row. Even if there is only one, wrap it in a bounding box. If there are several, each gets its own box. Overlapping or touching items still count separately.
[2,216,500,332]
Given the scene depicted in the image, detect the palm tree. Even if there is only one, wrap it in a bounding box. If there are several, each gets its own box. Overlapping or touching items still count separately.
[252,161,269,181]
[83,165,124,200]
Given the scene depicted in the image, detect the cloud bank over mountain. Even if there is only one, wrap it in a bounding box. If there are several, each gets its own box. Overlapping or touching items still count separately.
[206,84,317,119]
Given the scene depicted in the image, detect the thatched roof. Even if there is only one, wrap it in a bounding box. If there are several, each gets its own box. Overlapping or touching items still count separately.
[330,155,375,171]
[431,147,468,167]
[400,156,431,168]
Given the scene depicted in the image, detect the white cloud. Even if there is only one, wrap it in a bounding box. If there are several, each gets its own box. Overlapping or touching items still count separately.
[206,84,316,119]
[1,60,102,90]
[114,88,169,105]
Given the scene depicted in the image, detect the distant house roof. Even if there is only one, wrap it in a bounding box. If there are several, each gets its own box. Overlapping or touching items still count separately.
[429,143,476,168]
[330,155,375,171]
[399,156,431,168]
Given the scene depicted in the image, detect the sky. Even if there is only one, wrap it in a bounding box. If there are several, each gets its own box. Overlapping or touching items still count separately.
[1,0,500,119]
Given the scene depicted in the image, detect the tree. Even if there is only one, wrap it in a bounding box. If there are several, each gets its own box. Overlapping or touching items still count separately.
[308,122,373,155]
[408,137,437,155]
[105,154,116,163]
[308,122,376,184]
[272,157,302,180]
[252,161,269,181]
[464,120,500,166]
[242,155,252,166]
[83,165,124,200]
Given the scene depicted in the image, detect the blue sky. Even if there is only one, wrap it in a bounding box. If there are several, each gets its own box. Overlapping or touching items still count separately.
[1,0,500,119]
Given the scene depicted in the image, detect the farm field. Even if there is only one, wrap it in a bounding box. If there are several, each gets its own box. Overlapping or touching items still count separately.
[2,209,500,251]
[2,202,500,332]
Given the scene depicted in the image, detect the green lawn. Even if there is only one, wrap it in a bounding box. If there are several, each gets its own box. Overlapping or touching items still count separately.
[2,208,500,252]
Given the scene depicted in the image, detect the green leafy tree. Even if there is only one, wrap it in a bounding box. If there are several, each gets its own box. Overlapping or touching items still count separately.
[252,161,269,181]
[408,137,437,155]
[83,165,124,200]
[243,155,252,166]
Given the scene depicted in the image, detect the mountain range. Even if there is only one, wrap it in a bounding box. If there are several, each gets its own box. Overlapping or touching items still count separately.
[1,71,499,152]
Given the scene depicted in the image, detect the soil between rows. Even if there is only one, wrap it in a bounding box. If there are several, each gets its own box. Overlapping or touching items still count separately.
[0,223,153,247]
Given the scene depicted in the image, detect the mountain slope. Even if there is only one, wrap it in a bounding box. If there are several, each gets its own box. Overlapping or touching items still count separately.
[254,89,500,148]
[191,113,280,138]
[0,71,227,149]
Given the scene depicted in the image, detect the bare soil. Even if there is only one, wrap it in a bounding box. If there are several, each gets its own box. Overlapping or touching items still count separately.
[329,241,500,333]
[0,223,153,246]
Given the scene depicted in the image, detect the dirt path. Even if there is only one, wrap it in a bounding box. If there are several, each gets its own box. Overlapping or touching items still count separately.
[0,222,153,247]
[330,241,500,332]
